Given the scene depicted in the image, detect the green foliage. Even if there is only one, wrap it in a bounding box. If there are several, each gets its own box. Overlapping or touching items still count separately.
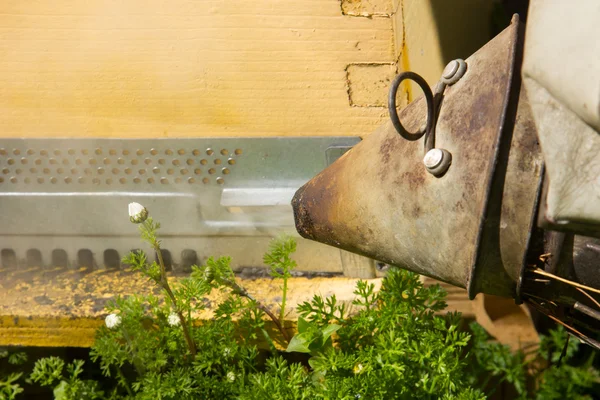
[285,317,341,354]
[297,293,347,327]
[534,328,599,399]
[264,235,297,324]
[6,210,598,399]
[30,356,65,387]
[30,358,104,400]
[85,244,271,399]
[468,322,528,396]
[191,256,235,288]
[468,323,599,399]
[0,350,27,399]
[239,357,312,400]
[138,218,161,249]
[122,251,161,283]
[276,269,477,400]
[0,373,23,400]
[539,325,579,363]
[7,353,27,366]
[263,235,297,280]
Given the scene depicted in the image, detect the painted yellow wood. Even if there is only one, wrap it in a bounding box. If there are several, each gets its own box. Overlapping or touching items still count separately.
[0,0,396,139]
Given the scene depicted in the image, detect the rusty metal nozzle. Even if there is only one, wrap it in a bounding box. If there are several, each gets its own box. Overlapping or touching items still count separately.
[292,16,540,300]
[293,14,600,350]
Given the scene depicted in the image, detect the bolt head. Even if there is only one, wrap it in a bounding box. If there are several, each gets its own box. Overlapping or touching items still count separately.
[423,148,444,169]
[442,60,459,79]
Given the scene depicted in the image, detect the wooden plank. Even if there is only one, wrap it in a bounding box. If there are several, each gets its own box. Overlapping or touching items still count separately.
[0,266,474,347]
[0,0,395,139]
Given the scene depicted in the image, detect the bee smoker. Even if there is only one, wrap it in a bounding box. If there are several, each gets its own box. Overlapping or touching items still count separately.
[291,15,600,348]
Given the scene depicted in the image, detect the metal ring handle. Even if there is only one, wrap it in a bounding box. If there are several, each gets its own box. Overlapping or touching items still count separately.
[387,71,434,141]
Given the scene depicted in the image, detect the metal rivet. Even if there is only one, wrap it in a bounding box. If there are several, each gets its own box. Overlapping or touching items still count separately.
[423,149,444,169]
[424,148,452,177]
[442,60,459,79]
[441,59,467,85]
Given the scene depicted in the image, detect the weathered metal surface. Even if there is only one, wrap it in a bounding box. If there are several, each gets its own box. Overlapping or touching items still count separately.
[293,20,529,294]
[469,19,544,298]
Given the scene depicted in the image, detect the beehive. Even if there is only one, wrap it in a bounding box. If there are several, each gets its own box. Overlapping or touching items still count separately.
[0,0,498,346]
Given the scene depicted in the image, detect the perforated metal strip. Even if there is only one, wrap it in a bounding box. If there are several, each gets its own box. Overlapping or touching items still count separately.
[0,137,373,275]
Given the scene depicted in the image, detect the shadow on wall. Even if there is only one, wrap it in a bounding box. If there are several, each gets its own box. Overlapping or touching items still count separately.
[429,0,530,66]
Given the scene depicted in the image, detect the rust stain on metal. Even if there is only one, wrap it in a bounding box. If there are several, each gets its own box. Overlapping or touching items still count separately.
[379,134,396,165]
[397,169,425,191]
[292,173,338,245]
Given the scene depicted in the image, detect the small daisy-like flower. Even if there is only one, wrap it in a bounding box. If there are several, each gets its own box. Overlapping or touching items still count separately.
[226,371,236,382]
[105,313,121,329]
[353,363,364,375]
[223,347,231,357]
[355,395,362,399]
[167,312,180,327]
[128,202,148,224]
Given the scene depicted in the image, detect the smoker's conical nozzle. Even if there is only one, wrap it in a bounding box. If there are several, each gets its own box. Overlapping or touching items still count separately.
[291,17,540,300]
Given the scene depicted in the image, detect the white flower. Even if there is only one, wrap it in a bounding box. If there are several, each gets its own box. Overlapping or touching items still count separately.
[223,347,231,357]
[128,202,148,224]
[167,312,181,327]
[105,313,121,329]
[226,371,236,382]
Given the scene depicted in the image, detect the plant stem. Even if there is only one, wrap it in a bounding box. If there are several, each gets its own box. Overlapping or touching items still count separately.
[279,266,288,328]
[122,329,145,376]
[260,327,278,354]
[226,279,290,343]
[155,247,198,358]
[115,365,134,397]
